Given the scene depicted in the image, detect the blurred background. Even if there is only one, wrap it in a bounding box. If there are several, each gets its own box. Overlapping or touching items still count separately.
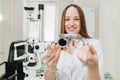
[0,0,120,80]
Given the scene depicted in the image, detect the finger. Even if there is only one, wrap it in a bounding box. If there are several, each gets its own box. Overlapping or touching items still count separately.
[47,54,55,63]
[88,45,96,55]
[45,44,51,51]
[47,43,57,58]
[46,44,60,64]
[45,44,55,58]
[87,51,99,66]
[51,43,55,49]
[78,53,88,64]
[41,47,53,63]
[41,50,48,61]
[78,55,84,63]
[52,44,61,63]
[48,60,57,67]
[78,53,95,66]
[78,45,89,65]
[49,54,59,66]
[43,44,52,58]
[45,48,55,63]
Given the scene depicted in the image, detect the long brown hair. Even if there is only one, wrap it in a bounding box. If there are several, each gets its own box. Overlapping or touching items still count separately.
[61,4,91,38]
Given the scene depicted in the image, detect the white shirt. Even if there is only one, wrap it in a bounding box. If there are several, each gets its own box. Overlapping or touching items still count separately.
[56,38,104,80]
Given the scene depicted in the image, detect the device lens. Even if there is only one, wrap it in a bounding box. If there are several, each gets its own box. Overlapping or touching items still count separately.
[58,38,67,47]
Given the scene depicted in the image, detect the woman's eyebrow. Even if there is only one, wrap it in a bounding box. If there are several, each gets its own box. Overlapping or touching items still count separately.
[65,16,70,18]
[74,15,80,18]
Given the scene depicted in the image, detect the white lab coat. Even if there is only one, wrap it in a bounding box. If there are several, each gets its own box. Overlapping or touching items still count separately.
[56,38,104,80]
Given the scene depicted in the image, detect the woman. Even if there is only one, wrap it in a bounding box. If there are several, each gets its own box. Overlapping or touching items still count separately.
[41,4,104,80]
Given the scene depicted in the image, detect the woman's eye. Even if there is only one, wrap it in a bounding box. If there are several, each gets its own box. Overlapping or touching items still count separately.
[65,19,70,21]
[74,18,79,20]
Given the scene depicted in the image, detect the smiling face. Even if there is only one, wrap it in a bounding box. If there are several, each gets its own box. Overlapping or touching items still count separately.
[61,4,90,38]
[65,6,80,34]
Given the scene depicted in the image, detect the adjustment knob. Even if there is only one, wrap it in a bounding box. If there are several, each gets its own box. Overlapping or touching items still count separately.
[35,45,39,50]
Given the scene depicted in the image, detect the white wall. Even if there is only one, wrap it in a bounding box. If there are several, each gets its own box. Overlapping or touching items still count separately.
[0,0,23,61]
[99,0,120,79]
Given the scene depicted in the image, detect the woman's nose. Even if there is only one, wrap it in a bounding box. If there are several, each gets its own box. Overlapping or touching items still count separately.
[69,20,74,25]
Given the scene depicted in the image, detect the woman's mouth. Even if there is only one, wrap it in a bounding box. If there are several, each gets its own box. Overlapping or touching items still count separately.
[68,27,76,32]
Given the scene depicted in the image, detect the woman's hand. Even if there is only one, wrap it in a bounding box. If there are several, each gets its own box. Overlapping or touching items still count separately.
[78,45,99,67]
[41,43,61,70]
[78,45,101,80]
